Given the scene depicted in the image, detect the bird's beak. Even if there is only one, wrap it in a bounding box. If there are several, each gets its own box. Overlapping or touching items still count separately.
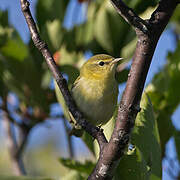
[111,57,123,64]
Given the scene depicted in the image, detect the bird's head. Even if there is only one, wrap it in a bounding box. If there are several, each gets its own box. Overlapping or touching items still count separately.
[80,54,123,80]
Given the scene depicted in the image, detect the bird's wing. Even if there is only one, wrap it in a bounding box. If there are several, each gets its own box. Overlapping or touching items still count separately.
[71,76,81,91]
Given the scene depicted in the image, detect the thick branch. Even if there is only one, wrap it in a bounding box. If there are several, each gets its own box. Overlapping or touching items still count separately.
[88,0,178,179]
[110,0,150,34]
[20,0,178,179]
[20,0,107,149]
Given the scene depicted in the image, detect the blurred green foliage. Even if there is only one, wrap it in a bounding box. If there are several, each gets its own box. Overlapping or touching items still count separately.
[0,0,180,179]
[0,176,52,180]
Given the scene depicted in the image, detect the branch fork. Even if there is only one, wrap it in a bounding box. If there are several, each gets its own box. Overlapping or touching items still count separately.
[20,0,107,150]
[20,0,179,179]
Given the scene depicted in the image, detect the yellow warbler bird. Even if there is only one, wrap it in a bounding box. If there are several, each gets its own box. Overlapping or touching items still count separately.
[70,54,122,135]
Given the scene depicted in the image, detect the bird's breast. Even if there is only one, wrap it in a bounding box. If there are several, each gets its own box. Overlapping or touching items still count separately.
[72,77,118,125]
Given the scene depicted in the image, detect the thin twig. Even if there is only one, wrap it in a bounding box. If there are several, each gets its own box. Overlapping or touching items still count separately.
[3,118,23,175]
[20,0,108,150]
[15,123,30,175]
[16,124,30,160]
[2,97,27,175]
[110,0,150,34]
[0,106,23,128]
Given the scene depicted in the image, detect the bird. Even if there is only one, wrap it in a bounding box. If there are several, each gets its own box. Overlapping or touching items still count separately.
[70,54,123,136]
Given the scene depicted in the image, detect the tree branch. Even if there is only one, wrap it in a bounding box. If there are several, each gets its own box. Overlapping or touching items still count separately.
[110,0,150,34]
[2,96,27,175]
[15,123,30,162]
[0,106,23,128]
[88,0,178,179]
[20,0,107,150]
[20,0,179,179]
[3,117,25,175]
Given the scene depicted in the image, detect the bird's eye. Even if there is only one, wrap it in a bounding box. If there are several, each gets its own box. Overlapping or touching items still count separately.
[99,61,105,66]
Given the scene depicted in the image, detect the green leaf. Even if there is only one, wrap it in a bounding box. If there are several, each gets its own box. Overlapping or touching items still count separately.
[75,19,94,48]
[2,57,46,107]
[94,2,113,53]
[115,147,149,180]
[0,10,9,27]
[146,42,180,156]
[0,21,28,61]
[61,171,84,180]
[36,0,69,52]
[0,37,28,61]
[36,0,69,29]
[57,47,84,66]
[131,93,161,179]
[59,158,94,175]
[82,132,95,155]
[94,1,134,56]
[0,19,54,109]
[46,20,64,50]
[115,93,161,180]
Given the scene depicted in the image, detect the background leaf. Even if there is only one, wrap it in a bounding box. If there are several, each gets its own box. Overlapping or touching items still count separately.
[59,158,95,175]
[0,175,53,180]
[115,93,161,179]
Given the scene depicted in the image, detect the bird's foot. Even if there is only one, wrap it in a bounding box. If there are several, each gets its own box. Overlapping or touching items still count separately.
[97,125,104,132]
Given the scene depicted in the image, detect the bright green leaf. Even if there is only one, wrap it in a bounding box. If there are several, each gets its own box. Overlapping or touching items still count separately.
[115,147,148,180]
[57,47,84,66]
[75,19,94,48]
[131,93,161,179]
[94,2,113,53]
[46,20,63,50]
[115,93,162,180]
[0,37,28,61]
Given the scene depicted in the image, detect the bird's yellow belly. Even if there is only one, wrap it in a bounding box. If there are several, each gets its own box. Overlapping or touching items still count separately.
[72,77,118,125]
